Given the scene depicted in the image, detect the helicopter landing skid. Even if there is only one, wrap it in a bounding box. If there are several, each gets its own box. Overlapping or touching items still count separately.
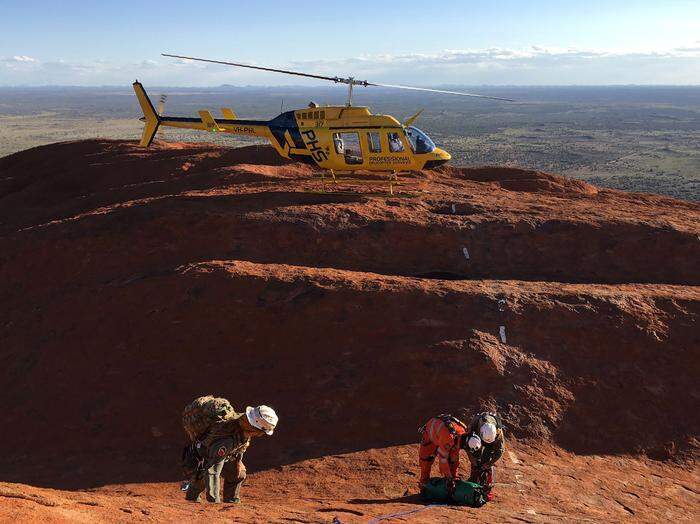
[316,170,405,195]
[319,169,339,192]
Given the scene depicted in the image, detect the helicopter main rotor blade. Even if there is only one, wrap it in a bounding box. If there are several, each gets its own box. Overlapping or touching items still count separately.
[162,53,345,83]
[162,53,513,102]
[367,82,514,102]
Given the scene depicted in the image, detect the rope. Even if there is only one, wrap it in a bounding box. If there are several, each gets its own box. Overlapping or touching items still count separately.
[366,504,437,523]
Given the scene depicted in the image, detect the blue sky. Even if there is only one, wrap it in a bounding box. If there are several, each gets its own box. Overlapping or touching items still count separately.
[1,0,699,86]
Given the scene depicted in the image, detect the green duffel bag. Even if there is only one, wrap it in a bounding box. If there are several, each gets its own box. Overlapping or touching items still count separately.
[420,477,450,502]
[420,478,488,507]
[453,480,487,507]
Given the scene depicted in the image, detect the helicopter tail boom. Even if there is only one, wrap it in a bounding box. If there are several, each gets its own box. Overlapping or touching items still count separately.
[133,81,276,147]
[133,81,161,147]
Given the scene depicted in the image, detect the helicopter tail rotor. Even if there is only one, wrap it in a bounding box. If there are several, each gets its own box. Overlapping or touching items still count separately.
[156,94,168,136]
[157,94,168,116]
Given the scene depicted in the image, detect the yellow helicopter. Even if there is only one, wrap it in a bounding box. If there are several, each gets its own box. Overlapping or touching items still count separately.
[134,53,511,186]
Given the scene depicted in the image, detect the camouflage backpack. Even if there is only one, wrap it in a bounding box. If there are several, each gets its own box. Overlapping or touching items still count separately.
[182,395,236,442]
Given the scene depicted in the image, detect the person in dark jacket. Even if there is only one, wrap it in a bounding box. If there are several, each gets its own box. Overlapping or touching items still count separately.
[185,405,278,503]
[465,412,505,496]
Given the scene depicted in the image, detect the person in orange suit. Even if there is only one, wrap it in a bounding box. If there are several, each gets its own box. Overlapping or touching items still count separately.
[418,414,473,493]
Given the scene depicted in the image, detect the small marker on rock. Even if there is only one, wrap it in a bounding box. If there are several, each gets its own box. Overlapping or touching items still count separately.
[462,247,470,260]
[451,203,456,214]
[499,325,507,343]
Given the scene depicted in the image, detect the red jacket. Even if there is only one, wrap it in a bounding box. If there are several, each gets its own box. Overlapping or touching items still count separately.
[421,417,467,477]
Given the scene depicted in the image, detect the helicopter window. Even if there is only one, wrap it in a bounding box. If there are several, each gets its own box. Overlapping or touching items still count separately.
[387,132,405,153]
[334,132,363,164]
[367,132,382,153]
[313,111,319,119]
[405,126,436,154]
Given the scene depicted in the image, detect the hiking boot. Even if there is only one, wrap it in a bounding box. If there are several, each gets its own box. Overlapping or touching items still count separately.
[184,489,201,503]
[224,497,241,504]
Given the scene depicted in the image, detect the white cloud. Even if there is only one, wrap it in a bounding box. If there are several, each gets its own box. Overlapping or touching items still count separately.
[1,45,699,86]
[293,45,700,68]
[2,55,37,63]
[287,46,700,85]
[1,55,41,73]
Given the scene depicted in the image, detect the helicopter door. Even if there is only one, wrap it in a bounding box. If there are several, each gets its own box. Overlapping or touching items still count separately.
[333,132,364,165]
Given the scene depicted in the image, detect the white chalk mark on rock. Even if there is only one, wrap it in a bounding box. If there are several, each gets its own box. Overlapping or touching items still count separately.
[462,247,470,260]
[451,203,456,214]
[499,325,507,343]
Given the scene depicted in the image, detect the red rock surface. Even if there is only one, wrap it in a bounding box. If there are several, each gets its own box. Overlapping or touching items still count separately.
[0,140,698,522]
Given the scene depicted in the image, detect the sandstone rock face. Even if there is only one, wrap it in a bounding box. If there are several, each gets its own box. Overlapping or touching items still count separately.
[0,140,697,521]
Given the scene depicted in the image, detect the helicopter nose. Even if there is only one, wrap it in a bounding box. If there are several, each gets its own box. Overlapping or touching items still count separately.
[435,147,451,161]
[423,148,451,169]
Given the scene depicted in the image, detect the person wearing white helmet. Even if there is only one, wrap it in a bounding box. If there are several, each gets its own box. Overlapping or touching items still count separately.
[185,404,278,504]
[465,412,505,500]
[245,405,278,436]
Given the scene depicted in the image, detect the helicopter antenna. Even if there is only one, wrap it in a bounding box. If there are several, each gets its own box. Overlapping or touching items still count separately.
[162,53,514,105]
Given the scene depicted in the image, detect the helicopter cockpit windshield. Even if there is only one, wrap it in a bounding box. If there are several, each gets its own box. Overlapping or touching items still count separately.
[405,126,436,154]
